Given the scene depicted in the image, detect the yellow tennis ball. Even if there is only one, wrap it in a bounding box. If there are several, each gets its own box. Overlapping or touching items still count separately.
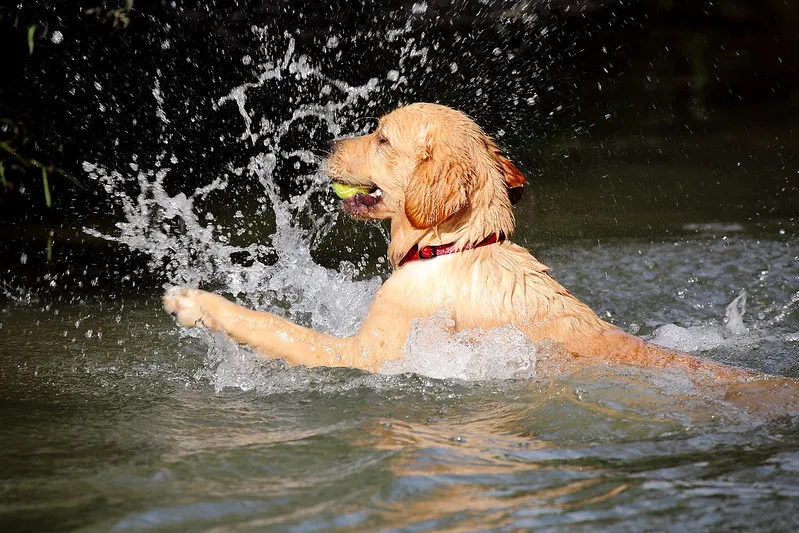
[331,181,371,199]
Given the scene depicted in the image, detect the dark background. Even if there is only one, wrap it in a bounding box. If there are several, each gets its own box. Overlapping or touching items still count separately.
[1,0,797,294]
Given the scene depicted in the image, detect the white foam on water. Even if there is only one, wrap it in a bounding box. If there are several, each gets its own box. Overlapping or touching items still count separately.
[194,311,559,394]
[382,311,565,381]
[683,222,746,233]
[649,323,727,353]
[648,290,752,352]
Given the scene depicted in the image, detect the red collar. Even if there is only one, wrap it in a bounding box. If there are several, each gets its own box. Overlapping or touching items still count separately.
[399,232,505,267]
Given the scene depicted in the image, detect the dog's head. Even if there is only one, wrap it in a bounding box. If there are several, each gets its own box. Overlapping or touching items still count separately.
[325,103,526,231]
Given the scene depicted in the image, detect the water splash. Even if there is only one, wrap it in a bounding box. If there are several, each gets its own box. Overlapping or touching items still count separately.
[724,290,748,335]
[82,32,389,336]
[382,311,563,381]
[648,290,750,353]
[648,323,727,353]
[78,21,549,386]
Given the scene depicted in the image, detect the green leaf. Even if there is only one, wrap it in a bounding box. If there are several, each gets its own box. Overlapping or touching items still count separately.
[27,24,36,55]
[42,167,51,208]
[59,169,85,190]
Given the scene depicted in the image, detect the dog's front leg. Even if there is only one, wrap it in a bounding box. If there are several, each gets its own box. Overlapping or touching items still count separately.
[163,287,361,369]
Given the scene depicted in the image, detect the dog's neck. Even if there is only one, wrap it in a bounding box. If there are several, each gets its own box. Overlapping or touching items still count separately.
[398,232,505,266]
[388,193,516,268]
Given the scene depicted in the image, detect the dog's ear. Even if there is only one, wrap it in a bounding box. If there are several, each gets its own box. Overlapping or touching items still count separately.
[486,139,527,205]
[405,136,469,230]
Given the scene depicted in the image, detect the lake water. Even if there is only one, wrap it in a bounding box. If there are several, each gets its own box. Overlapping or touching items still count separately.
[3,214,798,531]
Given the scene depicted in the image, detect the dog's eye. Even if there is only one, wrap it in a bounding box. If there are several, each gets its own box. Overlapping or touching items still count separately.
[377,134,390,146]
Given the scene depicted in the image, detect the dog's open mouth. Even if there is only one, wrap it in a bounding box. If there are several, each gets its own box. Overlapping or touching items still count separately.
[333,181,383,217]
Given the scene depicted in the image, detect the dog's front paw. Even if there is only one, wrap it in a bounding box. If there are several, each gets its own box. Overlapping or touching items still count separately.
[163,287,214,329]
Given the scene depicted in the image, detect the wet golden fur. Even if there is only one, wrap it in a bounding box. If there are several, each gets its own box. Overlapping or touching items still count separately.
[164,103,756,381]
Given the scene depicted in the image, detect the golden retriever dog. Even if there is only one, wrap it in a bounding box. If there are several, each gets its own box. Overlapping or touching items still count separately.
[164,102,756,381]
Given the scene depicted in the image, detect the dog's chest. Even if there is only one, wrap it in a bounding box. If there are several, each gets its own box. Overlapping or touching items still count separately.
[387,255,510,310]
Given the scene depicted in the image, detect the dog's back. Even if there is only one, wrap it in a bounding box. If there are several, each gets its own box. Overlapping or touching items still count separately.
[377,241,753,380]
